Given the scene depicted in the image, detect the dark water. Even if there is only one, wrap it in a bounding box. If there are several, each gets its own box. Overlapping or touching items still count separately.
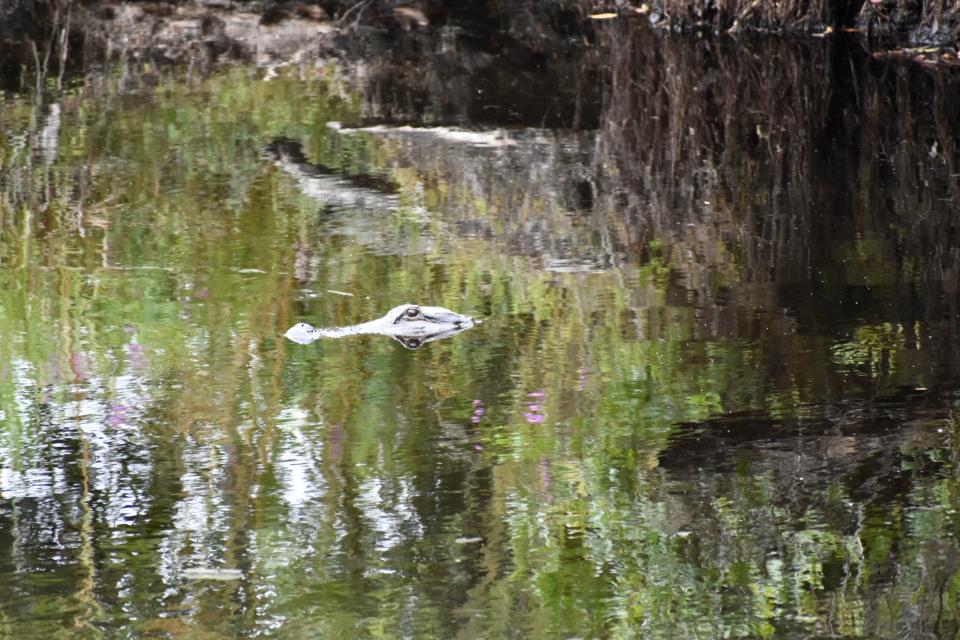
[2,24,960,639]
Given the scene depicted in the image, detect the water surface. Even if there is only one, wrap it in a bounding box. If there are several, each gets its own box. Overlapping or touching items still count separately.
[2,26,960,639]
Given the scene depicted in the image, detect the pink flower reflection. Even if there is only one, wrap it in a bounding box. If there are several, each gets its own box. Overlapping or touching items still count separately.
[470,399,485,424]
[125,341,150,371]
[524,413,544,424]
[107,402,129,428]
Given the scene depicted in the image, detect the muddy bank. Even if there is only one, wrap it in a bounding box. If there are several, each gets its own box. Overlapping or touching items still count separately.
[3,0,959,93]
[0,0,338,89]
[0,0,600,90]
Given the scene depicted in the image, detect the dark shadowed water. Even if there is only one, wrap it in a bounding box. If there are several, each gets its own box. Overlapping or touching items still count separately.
[2,23,960,639]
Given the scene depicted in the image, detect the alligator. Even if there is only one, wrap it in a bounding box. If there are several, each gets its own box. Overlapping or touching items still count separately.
[285,304,477,349]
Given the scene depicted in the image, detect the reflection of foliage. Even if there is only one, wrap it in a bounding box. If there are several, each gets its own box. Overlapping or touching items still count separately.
[1,45,960,639]
[830,323,907,377]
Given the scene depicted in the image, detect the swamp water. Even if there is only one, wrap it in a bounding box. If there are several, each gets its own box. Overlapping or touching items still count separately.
[2,24,960,639]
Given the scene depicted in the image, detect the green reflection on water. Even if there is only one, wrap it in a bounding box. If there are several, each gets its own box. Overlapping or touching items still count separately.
[0,59,959,640]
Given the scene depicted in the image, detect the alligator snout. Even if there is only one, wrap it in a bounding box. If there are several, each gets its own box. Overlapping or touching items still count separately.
[453,315,477,328]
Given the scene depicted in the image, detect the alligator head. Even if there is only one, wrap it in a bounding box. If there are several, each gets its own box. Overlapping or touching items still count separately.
[285,304,477,349]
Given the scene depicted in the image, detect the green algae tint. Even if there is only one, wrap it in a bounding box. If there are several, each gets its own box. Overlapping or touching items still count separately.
[2,32,960,639]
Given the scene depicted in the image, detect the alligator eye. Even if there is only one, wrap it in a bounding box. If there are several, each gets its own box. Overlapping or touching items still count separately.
[404,307,420,318]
